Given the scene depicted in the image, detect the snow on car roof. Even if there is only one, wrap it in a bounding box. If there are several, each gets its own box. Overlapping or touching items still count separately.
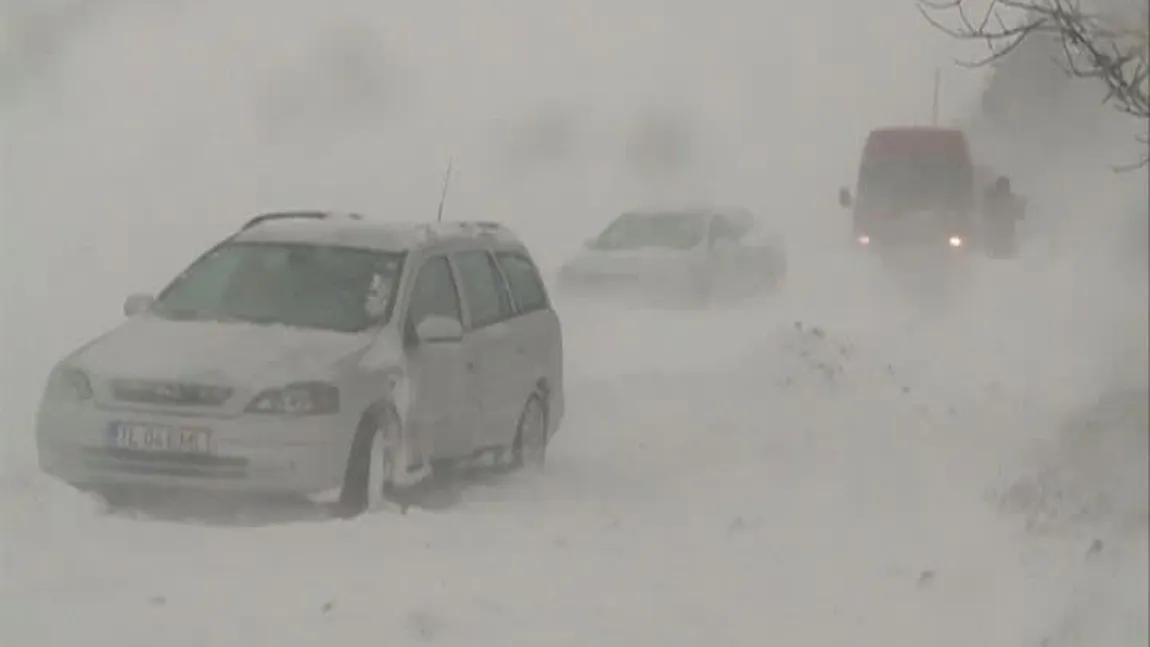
[620,204,757,219]
[232,212,522,251]
[622,206,713,218]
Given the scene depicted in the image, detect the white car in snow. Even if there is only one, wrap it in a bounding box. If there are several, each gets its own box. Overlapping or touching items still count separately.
[556,207,786,306]
[35,211,565,516]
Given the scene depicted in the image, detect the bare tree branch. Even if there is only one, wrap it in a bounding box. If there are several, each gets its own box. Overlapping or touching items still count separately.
[921,0,1149,169]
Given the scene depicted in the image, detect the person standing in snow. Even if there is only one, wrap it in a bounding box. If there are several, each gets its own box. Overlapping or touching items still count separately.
[982,175,1025,258]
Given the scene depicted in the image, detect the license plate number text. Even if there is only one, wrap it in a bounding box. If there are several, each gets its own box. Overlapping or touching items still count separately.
[108,423,212,454]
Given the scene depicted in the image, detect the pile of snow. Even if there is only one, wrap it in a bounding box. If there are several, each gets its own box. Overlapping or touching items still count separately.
[999,389,1150,647]
[1037,535,1149,647]
[721,318,1011,419]
[1000,389,1149,536]
[2,297,1143,647]
[741,321,860,392]
[0,467,108,531]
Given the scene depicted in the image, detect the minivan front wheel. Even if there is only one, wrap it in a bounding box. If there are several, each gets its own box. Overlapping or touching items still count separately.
[511,393,549,469]
[336,406,399,517]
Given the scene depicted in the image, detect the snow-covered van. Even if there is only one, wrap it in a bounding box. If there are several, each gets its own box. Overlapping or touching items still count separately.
[838,126,977,252]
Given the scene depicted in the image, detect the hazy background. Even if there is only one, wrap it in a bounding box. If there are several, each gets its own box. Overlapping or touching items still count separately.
[0,0,992,435]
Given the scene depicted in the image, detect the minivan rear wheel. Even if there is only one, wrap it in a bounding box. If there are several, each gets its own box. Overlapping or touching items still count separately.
[511,393,549,469]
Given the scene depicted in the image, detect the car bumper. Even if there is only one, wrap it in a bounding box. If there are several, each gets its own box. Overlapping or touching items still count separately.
[859,233,970,256]
[36,401,352,496]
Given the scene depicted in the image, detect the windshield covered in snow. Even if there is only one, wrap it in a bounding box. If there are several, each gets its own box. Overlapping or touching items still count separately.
[591,211,707,251]
[153,242,405,332]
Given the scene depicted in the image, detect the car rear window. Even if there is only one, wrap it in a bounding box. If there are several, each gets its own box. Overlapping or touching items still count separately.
[452,249,515,329]
[496,252,549,314]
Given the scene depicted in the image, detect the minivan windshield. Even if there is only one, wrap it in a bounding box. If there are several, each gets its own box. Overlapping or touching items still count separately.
[153,242,405,333]
[592,212,707,251]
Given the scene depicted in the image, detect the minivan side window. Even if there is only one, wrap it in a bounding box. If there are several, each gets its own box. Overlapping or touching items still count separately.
[452,250,514,328]
[406,256,463,328]
[496,252,549,314]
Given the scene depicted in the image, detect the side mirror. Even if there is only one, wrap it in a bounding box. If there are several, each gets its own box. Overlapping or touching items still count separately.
[414,315,464,344]
[838,187,852,208]
[123,293,155,317]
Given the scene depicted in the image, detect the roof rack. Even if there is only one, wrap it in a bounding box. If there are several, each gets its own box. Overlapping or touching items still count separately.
[454,221,513,239]
[444,220,507,232]
[470,221,506,230]
[240,211,362,231]
[418,220,516,243]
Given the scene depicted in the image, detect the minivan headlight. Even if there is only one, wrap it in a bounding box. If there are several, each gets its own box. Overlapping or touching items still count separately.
[45,366,93,402]
[246,382,339,415]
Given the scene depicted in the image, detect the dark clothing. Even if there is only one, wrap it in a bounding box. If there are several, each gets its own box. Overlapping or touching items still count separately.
[982,186,1024,257]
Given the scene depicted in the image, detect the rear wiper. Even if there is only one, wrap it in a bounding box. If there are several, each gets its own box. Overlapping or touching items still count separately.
[155,305,245,323]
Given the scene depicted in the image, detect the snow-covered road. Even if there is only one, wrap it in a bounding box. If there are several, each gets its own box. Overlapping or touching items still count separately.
[3,251,1146,647]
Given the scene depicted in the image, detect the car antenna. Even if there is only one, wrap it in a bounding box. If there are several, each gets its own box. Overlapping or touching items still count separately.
[435,157,454,223]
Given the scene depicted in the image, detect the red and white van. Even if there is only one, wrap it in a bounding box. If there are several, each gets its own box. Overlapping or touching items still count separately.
[838,127,977,252]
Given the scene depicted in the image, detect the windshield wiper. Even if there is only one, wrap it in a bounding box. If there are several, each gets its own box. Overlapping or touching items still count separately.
[154,306,210,321]
[154,305,254,324]
[233,314,282,325]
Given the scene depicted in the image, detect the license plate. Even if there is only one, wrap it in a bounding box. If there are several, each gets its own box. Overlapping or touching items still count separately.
[107,422,213,454]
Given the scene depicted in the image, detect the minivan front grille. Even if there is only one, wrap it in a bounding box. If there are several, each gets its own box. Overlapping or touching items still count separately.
[110,379,234,406]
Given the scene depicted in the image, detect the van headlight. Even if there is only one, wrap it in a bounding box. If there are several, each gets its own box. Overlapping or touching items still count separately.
[45,365,93,402]
[246,382,339,415]
[948,236,964,248]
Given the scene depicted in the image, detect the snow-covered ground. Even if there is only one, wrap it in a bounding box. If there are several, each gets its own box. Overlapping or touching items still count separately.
[3,248,1145,647]
[2,2,1147,646]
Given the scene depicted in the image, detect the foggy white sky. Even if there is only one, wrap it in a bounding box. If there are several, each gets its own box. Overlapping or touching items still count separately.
[3,0,986,245]
[23,0,1150,451]
[0,0,992,432]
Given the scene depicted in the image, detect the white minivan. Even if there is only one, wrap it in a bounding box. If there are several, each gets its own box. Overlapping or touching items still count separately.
[35,211,565,515]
